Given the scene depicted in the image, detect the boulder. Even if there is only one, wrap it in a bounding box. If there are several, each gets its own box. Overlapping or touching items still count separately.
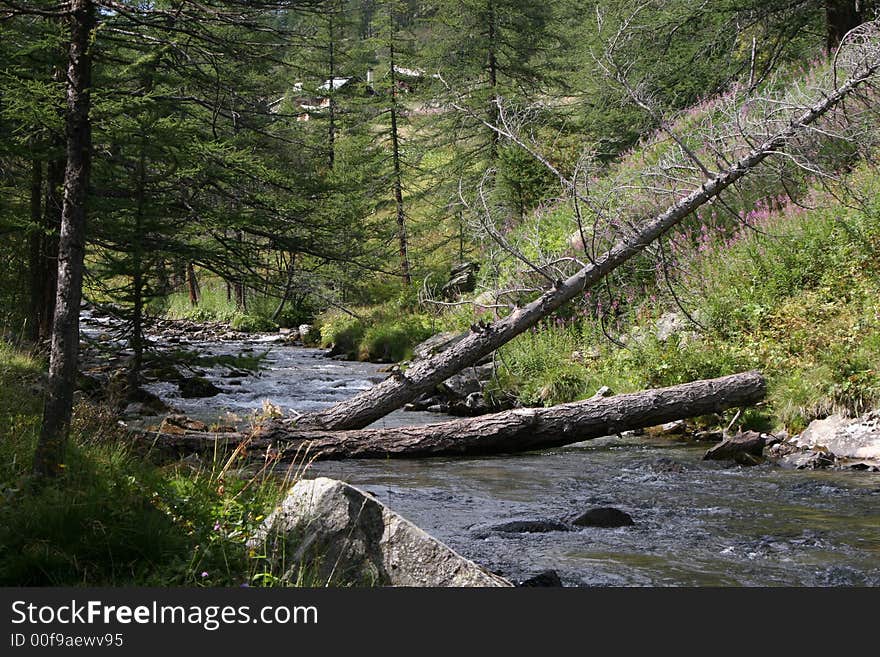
[789,412,880,463]
[441,262,480,300]
[178,376,221,398]
[572,507,635,528]
[248,477,511,587]
[703,430,767,462]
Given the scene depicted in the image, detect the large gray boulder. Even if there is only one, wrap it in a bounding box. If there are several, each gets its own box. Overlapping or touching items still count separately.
[786,412,880,467]
[248,477,511,587]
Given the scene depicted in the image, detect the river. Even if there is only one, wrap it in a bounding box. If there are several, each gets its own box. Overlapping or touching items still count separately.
[86,315,880,586]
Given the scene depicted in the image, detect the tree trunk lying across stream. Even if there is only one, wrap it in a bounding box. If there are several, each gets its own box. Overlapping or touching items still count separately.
[137,371,765,461]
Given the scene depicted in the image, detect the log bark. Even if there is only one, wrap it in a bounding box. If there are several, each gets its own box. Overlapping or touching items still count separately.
[297,51,880,431]
[139,371,765,461]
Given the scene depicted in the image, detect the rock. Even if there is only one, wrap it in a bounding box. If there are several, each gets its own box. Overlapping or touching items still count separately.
[248,477,511,587]
[441,363,495,400]
[518,570,564,587]
[488,520,570,534]
[646,419,687,436]
[177,376,221,398]
[789,412,880,463]
[776,450,835,470]
[298,324,313,341]
[590,385,614,400]
[650,457,688,473]
[441,262,480,300]
[159,415,209,434]
[411,332,466,361]
[703,430,766,461]
[572,507,635,528]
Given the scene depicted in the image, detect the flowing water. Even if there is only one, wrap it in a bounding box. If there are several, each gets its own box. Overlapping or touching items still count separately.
[86,314,880,586]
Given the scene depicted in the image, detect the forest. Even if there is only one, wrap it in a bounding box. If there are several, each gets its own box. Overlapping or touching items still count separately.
[1,0,879,587]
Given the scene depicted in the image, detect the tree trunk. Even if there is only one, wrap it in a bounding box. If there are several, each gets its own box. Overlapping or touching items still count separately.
[28,158,43,342]
[389,21,412,286]
[140,371,765,461]
[187,262,200,306]
[826,1,863,53]
[34,0,95,478]
[298,59,880,431]
[486,0,499,164]
[128,125,148,395]
[271,252,296,323]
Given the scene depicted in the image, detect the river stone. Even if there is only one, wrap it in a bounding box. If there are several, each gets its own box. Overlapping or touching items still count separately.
[178,376,221,398]
[249,477,511,587]
[572,507,635,528]
[518,570,564,587]
[789,412,880,463]
[703,430,766,462]
[488,520,570,534]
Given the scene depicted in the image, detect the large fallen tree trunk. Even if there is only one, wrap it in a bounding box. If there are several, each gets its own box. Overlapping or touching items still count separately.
[140,371,765,461]
[297,51,879,431]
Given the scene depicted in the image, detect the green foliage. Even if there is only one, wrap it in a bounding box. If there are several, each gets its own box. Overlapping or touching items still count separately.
[0,344,300,586]
[317,302,435,362]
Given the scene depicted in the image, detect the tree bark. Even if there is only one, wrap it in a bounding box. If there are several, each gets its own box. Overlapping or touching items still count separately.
[140,371,765,461]
[388,20,412,286]
[826,1,864,53]
[297,54,880,431]
[34,0,95,478]
[27,158,43,342]
[186,262,200,306]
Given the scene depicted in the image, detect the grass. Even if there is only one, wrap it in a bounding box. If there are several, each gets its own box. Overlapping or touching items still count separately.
[316,300,437,363]
[0,343,318,586]
[156,283,280,333]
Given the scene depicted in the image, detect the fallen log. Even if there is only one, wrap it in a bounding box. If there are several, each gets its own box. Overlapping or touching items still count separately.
[136,371,765,461]
[295,37,880,432]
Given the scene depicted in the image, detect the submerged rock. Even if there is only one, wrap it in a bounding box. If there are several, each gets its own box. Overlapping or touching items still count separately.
[572,507,635,528]
[487,520,570,534]
[249,477,511,587]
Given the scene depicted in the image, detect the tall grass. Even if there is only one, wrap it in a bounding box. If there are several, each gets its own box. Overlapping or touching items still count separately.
[0,344,310,586]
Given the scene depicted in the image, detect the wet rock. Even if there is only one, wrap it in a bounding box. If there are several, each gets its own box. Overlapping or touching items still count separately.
[249,477,511,587]
[518,570,564,587]
[177,376,221,398]
[650,457,688,473]
[156,415,209,434]
[703,430,766,462]
[572,507,635,528]
[488,520,570,534]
